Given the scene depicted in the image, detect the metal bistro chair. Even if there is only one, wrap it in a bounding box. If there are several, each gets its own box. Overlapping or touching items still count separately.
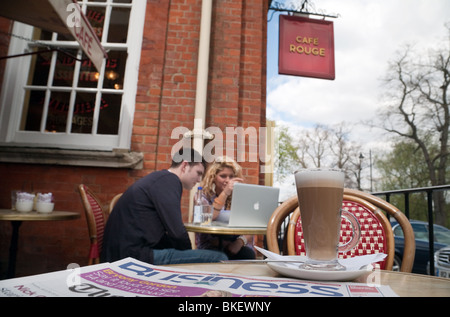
[267,188,416,272]
[78,184,109,265]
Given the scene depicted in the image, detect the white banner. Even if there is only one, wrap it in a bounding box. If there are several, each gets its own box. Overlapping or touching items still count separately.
[49,0,107,71]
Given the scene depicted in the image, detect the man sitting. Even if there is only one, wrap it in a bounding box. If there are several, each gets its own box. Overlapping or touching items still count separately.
[101,148,228,264]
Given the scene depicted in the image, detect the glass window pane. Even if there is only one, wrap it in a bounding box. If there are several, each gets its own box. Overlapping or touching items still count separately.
[86,7,106,41]
[113,0,132,3]
[72,92,96,134]
[412,224,429,241]
[28,49,52,86]
[21,90,45,131]
[97,94,122,135]
[33,28,52,41]
[78,54,99,88]
[393,225,404,237]
[103,51,127,89]
[56,33,76,42]
[107,7,130,43]
[53,50,78,87]
[434,227,450,245]
[46,91,71,133]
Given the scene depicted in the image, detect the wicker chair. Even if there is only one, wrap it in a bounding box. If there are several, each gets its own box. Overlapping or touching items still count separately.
[78,184,108,265]
[267,188,415,272]
[108,193,122,214]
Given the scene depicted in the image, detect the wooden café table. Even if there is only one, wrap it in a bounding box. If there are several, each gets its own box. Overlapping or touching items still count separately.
[184,222,267,235]
[0,208,80,278]
[184,222,267,251]
[172,262,450,297]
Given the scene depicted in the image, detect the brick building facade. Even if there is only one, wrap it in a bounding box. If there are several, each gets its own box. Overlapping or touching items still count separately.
[0,0,269,278]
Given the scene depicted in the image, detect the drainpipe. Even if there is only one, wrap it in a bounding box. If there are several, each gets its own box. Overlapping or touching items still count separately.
[188,0,213,223]
[193,0,212,151]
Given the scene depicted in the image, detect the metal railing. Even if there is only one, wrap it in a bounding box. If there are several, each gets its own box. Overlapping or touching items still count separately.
[372,185,450,275]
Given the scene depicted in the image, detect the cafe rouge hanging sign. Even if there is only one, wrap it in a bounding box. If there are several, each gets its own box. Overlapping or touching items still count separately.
[279,15,335,80]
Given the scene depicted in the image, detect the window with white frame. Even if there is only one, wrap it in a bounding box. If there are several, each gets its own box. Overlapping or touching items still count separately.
[0,0,146,151]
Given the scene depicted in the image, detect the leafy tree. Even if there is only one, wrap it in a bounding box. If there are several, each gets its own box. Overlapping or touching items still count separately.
[273,125,300,183]
[376,140,431,221]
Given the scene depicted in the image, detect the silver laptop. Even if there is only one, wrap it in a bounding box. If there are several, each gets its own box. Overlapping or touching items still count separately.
[215,183,280,228]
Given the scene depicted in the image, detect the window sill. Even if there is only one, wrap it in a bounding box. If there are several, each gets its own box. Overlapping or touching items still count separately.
[0,147,143,169]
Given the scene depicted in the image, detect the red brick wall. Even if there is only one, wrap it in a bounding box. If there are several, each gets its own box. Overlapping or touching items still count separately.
[0,0,268,278]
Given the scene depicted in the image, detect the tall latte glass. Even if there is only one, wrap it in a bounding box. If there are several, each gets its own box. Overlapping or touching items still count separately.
[295,168,360,271]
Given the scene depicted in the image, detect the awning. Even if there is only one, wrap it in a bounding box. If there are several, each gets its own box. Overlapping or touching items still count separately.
[0,0,107,71]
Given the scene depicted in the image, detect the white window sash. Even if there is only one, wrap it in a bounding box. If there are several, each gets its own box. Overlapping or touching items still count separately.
[0,0,147,151]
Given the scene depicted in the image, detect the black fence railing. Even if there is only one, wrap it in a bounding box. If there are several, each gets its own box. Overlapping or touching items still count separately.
[372,185,450,275]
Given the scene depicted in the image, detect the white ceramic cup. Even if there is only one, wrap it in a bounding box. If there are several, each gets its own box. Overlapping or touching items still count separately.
[36,202,54,213]
[16,201,34,213]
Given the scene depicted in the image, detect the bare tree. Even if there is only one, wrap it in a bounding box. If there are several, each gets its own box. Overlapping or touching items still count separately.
[378,24,450,226]
[288,123,364,188]
[298,124,330,168]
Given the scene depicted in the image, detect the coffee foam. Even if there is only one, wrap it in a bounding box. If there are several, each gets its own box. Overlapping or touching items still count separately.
[295,169,344,188]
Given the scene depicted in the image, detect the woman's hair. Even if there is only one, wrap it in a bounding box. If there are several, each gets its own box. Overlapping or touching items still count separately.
[201,156,243,209]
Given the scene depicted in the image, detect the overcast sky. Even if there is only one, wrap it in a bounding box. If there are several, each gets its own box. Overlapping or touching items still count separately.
[267,0,450,152]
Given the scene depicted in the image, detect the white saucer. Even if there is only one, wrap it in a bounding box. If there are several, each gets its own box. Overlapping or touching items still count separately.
[267,261,371,281]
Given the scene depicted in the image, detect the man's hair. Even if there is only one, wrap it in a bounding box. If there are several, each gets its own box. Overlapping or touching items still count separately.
[171,148,207,170]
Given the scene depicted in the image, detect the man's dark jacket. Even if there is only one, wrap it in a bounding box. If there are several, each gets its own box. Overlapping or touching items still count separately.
[101,170,191,263]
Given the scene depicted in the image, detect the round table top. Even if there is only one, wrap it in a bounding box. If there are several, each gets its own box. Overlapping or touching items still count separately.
[184,222,267,235]
[0,209,80,221]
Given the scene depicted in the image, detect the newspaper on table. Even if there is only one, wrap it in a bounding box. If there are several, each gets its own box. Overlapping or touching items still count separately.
[0,257,397,297]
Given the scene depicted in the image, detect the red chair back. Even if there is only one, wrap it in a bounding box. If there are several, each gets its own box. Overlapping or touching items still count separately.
[78,184,106,265]
[294,200,388,269]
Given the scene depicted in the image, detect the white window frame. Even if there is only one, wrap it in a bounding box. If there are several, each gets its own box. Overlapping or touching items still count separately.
[0,0,146,151]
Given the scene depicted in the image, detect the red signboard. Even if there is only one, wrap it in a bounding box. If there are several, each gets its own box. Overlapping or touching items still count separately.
[279,15,335,80]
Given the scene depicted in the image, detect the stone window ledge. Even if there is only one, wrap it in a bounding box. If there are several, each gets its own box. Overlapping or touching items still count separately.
[0,147,144,169]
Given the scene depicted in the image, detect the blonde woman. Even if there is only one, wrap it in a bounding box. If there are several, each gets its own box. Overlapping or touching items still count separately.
[196,157,255,260]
